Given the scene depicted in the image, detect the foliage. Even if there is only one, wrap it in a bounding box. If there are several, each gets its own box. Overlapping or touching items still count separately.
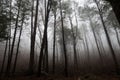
[0,14,10,41]
[0,1,11,41]
[51,0,58,13]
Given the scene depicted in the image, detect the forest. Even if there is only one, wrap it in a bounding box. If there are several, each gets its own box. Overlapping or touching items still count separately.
[0,0,120,80]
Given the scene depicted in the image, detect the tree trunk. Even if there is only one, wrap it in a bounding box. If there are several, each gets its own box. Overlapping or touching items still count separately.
[73,2,78,37]
[12,15,25,74]
[88,15,104,69]
[94,0,120,75]
[6,1,21,76]
[83,26,91,72]
[68,16,78,74]
[53,13,56,74]
[29,0,39,74]
[45,35,48,72]
[0,40,8,76]
[37,0,51,76]
[8,0,12,58]
[59,0,68,77]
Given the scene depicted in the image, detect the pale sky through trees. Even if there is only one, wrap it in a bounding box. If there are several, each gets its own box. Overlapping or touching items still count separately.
[9,0,119,55]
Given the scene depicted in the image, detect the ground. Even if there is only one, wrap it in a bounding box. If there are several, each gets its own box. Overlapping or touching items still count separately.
[0,74,120,80]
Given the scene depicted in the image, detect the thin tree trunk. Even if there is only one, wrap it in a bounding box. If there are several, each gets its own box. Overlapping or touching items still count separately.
[38,25,42,45]
[12,15,25,74]
[45,35,48,72]
[59,0,68,77]
[94,0,120,75]
[44,0,49,73]
[68,16,78,74]
[53,13,56,74]
[84,35,91,72]
[96,32,106,56]
[8,0,12,57]
[73,2,78,37]
[37,0,51,76]
[83,26,91,72]
[29,0,39,74]
[88,15,104,69]
[6,1,21,75]
[0,40,8,76]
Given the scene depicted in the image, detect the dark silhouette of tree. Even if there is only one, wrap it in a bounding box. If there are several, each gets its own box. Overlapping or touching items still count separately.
[12,0,30,73]
[69,16,78,74]
[94,0,120,75]
[29,0,39,74]
[37,0,52,76]
[59,0,68,77]
[51,0,58,74]
[6,0,22,76]
[0,0,11,76]
[0,39,8,76]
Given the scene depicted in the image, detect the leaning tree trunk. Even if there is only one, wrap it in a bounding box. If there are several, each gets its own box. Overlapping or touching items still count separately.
[6,1,21,76]
[94,0,120,75]
[88,15,104,69]
[12,15,25,74]
[37,0,51,76]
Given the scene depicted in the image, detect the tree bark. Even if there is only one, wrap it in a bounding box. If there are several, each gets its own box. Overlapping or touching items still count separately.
[6,1,21,76]
[29,0,39,74]
[37,0,51,76]
[12,15,25,74]
[88,15,104,69]
[53,12,56,74]
[59,0,68,77]
[94,0,120,75]
[69,16,78,74]
[0,40,8,76]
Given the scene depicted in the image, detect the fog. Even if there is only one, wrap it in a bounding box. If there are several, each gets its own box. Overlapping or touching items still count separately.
[0,0,120,78]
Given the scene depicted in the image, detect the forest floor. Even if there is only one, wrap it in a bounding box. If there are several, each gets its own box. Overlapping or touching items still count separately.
[0,74,120,80]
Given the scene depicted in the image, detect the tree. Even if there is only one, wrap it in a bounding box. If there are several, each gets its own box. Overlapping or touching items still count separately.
[106,10,120,46]
[29,0,39,74]
[51,0,58,74]
[94,0,120,75]
[6,0,22,76]
[0,39,8,76]
[37,0,52,76]
[0,0,11,76]
[59,0,68,76]
[85,5,104,68]
[69,16,78,74]
[12,0,30,74]
[0,0,11,41]
[105,0,120,25]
